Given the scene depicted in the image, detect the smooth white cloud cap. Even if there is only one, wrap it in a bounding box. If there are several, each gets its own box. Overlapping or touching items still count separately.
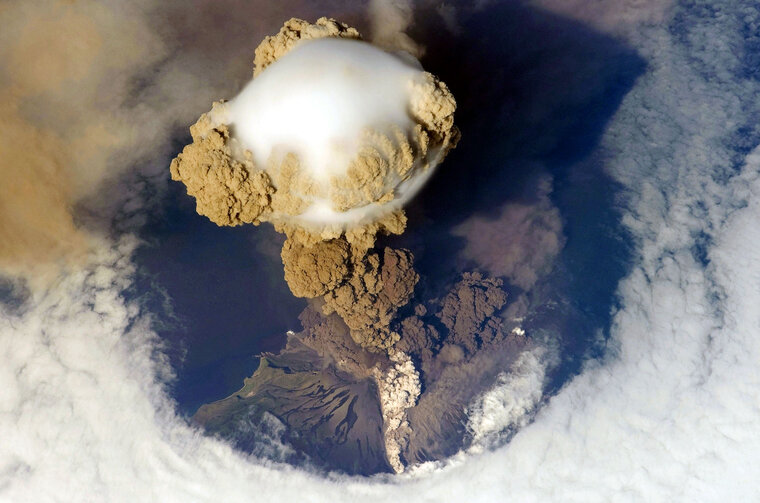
[225,37,436,226]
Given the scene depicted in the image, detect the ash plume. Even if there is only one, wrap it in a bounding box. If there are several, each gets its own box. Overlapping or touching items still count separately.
[0,0,278,284]
[453,175,566,290]
[0,1,160,281]
[368,0,424,58]
[170,18,458,352]
[170,17,464,472]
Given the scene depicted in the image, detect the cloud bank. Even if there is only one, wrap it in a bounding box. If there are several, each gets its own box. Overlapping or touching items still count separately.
[3,0,760,502]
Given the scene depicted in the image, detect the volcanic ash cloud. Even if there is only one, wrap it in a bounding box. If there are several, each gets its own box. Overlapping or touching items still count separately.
[170,17,458,350]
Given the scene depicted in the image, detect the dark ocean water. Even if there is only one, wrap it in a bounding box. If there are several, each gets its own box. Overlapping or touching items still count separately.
[129,2,643,429]
[132,188,306,415]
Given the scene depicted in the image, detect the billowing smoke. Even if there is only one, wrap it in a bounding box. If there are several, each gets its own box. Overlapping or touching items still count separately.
[167,17,466,472]
[170,18,458,354]
[170,18,457,240]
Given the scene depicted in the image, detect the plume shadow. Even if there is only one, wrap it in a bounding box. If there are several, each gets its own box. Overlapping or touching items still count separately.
[384,1,645,392]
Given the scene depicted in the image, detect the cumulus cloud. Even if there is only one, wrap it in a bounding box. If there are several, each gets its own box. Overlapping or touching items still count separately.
[465,347,548,448]
[3,0,760,502]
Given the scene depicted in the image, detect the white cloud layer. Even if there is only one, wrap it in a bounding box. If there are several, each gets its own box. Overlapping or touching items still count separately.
[465,348,547,448]
[3,0,760,502]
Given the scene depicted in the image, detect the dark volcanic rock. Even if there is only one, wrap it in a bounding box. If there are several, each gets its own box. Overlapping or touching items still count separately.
[195,273,528,474]
[194,335,392,475]
[394,272,527,465]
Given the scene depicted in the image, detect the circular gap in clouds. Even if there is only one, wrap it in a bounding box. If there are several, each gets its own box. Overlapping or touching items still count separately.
[120,1,644,475]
